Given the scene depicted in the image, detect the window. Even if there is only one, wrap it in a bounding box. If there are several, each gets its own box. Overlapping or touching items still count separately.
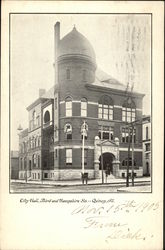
[122,98,136,122]
[33,110,36,127]
[49,152,54,167]
[44,110,50,123]
[32,154,36,168]
[66,149,72,165]
[98,126,114,140]
[98,95,113,120]
[81,98,87,117]
[44,173,48,178]
[55,149,58,159]
[82,69,87,81]
[36,116,40,127]
[64,123,72,139]
[20,158,23,170]
[66,69,70,80]
[38,155,40,168]
[122,157,136,167]
[146,126,149,140]
[146,153,149,159]
[122,127,136,143]
[122,128,129,143]
[145,143,150,152]
[65,97,72,117]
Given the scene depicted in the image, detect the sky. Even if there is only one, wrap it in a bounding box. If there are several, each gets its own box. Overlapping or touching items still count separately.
[11,14,151,150]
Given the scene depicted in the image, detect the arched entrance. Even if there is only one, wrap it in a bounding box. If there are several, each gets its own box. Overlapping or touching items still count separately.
[99,153,115,175]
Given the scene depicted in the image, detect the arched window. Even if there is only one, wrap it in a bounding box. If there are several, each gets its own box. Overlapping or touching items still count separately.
[44,110,50,123]
[98,95,113,120]
[64,123,72,139]
[66,69,70,80]
[122,98,136,122]
[65,96,72,117]
[32,154,36,168]
[122,157,136,167]
[20,158,23,170]
[38,155,40,168]
[81,98,87,117]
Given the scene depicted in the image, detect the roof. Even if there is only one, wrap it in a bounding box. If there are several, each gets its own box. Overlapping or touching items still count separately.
[42,86,54,99]
[30,68,144,104]
[58,26,96,63]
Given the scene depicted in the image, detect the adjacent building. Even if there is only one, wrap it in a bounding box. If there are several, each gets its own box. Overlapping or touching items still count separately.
[142,115,151,176]
[18,22,145,181]
[10,150,19,179]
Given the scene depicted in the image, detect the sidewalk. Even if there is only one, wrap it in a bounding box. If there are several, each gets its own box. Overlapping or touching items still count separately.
[117,185,151,192]
[11,176,151,186]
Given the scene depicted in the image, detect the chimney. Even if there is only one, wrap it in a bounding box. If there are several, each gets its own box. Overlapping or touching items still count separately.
[39,89,46,97]
[54,22,60,60]
[54,21,60,86]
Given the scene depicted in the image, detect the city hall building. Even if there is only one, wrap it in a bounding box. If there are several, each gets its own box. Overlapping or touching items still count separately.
[18,22,144,181]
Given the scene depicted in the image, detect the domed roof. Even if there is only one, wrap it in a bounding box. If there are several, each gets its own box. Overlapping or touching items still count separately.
[58,26,96,63]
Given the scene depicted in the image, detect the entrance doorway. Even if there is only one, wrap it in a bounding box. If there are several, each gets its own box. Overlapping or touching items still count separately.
[99,153,114,175]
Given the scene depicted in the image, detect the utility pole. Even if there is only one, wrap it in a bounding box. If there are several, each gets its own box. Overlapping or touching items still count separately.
[131,124,135,186]
[81,121,88,175]
[126,126,131,187]
[101,143,104,184]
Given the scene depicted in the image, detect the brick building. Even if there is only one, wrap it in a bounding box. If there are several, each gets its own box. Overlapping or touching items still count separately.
[142,115,151,176]
[18,22,144,181]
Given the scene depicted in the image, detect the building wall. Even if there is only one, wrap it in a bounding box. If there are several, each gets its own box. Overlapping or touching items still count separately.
[143,118,151,176]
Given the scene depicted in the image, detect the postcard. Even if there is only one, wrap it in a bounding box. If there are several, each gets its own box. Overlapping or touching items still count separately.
[1,1,164,250]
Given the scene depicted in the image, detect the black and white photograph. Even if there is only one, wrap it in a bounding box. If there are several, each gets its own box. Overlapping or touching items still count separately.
[1,2,164,250]
[10,14,152,193]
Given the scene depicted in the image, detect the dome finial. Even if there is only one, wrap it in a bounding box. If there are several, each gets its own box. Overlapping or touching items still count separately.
[73,24,76,30]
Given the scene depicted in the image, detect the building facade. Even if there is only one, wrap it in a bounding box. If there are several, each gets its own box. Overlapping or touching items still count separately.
[10,150,19,179]
[142,115,151,176]
[18,22,145,181]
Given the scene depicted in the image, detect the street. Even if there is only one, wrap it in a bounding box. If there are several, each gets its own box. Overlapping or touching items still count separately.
[10,181,151,193]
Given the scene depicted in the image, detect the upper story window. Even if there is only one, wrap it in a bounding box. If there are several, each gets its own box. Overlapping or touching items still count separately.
[98,126,114,140]
[122,98,136,122]
[65,96,72,117]
[33,110,36,127]
[98,95,113,120]
[66,69,70,80]
[81,98,87,117]
[64,123,72,139]
[44,110,50,123]
[146,126,149,140]
[82,69,87,81]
